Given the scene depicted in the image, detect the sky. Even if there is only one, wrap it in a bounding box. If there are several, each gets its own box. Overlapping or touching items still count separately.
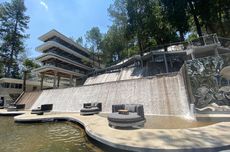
[0,0,113,57]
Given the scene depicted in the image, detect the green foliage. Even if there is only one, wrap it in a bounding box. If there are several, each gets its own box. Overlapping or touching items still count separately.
[82,0,230,67]
[193,0,230,37]
[101,25,128,65]
[76,37,84,46]
[161,0,189,41]
[85,27,103,66]
[0,0,29,78]
[108,0,128,28]
[23,58,40,71]
[85,27,102,53]
[126,0,179,53]
[187,33,199,41]
[23,58,40,79]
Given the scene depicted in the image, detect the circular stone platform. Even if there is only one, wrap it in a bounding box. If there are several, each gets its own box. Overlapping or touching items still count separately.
[14,113,230,152]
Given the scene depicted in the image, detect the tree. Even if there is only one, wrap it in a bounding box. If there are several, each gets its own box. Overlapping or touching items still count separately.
[107,0,131,62]
[161,0,189,41]
[23,58,40,71]
[126,0,151,55]
[126,0,178,53]
[23,58,40,79]
[83,0,230,67]
[85,27,103,65]
[85,27,102,52]
[101,25,127,65]
[187,0,203,37]
[76,37,84,46]
[193,0,230,37]
[0,0,29,78]
[108,0,128,28]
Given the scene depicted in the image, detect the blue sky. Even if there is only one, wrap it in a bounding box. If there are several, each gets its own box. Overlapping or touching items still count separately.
[0,0,113,57]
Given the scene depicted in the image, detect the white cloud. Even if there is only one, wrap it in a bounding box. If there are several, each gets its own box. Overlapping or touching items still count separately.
[40,0,48,11]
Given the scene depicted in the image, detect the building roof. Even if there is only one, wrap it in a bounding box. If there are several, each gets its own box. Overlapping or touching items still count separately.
[38,29,90,55]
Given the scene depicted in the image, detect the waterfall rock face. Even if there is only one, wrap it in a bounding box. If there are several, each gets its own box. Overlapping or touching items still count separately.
[32,72,191,116]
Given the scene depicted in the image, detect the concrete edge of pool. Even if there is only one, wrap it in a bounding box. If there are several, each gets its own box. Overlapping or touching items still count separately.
[9,112,230,152]
[0,109,25,116]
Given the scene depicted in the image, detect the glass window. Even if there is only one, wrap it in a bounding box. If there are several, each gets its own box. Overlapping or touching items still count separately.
[18,84,22,89]
[10,83,15,88]
[15,84,22,89]
[4,83,10,88]
[0,83,4,88]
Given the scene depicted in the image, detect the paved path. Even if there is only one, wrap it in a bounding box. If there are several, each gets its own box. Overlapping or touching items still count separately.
[12,112,230,152]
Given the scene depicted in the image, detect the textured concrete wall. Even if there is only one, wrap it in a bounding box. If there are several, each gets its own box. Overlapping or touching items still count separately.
[32,71,191,116]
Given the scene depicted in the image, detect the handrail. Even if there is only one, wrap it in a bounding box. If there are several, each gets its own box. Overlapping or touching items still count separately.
[14,91,25,104]
[188,33,221,47]
[85,55,142,77]
[218,36,230,48]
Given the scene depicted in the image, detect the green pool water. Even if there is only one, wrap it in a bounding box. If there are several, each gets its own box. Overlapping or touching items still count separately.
[0,116,105,152]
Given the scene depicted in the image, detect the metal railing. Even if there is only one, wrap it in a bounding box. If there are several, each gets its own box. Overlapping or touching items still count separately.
[189,34,220,47]
[218,36,230,48]
[85,34,230,78]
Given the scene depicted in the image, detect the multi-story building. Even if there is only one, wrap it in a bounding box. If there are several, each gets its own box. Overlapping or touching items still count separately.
[34,29,100,89]
[0,78,52,103]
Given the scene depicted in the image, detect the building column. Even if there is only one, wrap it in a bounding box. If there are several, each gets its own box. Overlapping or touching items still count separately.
[151,54,154,62]
[70,75,73,87]
[23,70,27,92]
[53,71,57,89]
[57,75,61,88]
[40,73,44,90]
[75,78,78,87]
[163,53,169,73]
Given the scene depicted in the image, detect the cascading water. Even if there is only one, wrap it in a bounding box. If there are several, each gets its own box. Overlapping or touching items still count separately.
[84,67,142,85]
[32,68,193,118]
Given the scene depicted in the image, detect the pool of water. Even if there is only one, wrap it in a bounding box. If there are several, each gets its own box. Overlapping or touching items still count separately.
[0,116,105,152]
[0,115,217,152]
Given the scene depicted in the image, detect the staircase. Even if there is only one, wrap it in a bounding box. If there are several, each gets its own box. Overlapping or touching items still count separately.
[16,91,42,109]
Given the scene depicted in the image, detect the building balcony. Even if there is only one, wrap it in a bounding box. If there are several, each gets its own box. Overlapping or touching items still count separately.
[36,53,93,71]
[38,29,90,55]
[33,65,85,78]
[36,41,101,67]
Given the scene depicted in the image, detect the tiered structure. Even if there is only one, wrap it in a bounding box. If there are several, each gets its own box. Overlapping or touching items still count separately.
[34,29,100,89]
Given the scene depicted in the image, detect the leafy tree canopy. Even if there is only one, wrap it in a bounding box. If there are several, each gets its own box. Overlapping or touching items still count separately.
[0,0,29,78]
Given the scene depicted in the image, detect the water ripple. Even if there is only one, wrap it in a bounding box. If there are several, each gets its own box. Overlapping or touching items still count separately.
[0,117,103,152]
